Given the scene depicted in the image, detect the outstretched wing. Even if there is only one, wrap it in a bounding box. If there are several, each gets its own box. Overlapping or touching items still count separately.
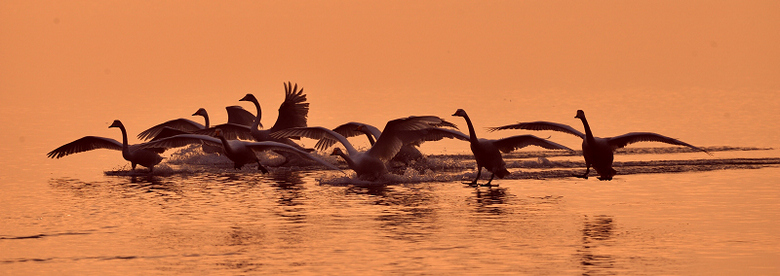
[488,121,585,139]
[225,106,256,126]
[47,136,123,159]
[149,126,189,141]
[270,82,309,132]
[313,122,381,151]
[491,135,575,153]
[607,132,711,154]
[244,141,341,171]
[270,126,358,155]
[400,128,470,146]
[368,116,453,161]
[138,134,223,150]
[137,118,204,140]
[191,123,254,140]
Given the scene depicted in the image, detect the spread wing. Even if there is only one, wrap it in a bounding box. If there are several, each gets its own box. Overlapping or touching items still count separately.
[225,106,256,126]
[607,132,710,154]
[47,136,123,159]
[368,116,452,161]
[271,126,358,156]
[313,122,382,151]
[489,121,585,139]
[270,82,309,132]
[491,135,575,153]
[191,123,254,141]
[138,134,223,150]
[137,118,204,141]
[243,141,341,171]
[401,128,470,146]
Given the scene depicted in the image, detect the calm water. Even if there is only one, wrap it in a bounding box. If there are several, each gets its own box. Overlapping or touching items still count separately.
[2,88,780,275]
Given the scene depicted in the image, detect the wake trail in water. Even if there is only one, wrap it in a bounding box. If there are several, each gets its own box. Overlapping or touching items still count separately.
[101,146,779,183]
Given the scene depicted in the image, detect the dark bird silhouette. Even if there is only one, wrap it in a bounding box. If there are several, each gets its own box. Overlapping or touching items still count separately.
[47,120,165,172]
[489,109,710,180]
[453,109,574,186]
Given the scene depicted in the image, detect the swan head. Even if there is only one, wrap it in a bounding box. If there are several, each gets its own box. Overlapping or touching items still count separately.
[192,108,208,117]
[239,94,257,103]
[452,109,467,117]
[575,110,585,119]
[108,120,123,128]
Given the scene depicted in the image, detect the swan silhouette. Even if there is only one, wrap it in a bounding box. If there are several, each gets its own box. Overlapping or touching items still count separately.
[138,129,340,173]
[47,120,165,172]
[452,109,574,186]
[271,116,460,180]
[489,109,711,180]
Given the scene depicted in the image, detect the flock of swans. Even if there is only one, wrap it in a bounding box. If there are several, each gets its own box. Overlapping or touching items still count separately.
[48,82,711,184]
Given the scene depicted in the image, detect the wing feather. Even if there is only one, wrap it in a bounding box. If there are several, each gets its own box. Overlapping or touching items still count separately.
[225,106,256,126]
[607,132,710,154]
[270,82,309,132]
[491,135,575,153]
[488,121,585,139]
[137,118,204,140]
[47,136,123,159]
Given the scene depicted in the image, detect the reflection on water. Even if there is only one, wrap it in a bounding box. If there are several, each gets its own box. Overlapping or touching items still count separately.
[472,186,509,217]
[579,215,616,276]
[4,151,779,274]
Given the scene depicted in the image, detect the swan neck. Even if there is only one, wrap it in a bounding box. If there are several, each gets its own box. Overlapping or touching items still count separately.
[461,113,479,143]
[202,112,210,128]
[251,99,262,130]
[579,116,594,140]
[117,125,130,154]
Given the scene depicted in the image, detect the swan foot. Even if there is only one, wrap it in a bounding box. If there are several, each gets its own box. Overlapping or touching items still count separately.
[597,176,612,181]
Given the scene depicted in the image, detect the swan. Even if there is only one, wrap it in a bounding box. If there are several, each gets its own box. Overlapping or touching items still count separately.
[47,120,165,172]
[137,106,255,141]
[270,116,459,180]
[312,121,464,165]
[452,109,574,186]
[489,109,711,180]
[207,82,309,145]
[138,129,341,173]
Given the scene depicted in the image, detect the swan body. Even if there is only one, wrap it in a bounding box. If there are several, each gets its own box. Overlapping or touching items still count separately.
[453,109,574,185]
[489,109,710,180]
[139,130,339,172]
[271,116,459,180]
[47,120,164,172]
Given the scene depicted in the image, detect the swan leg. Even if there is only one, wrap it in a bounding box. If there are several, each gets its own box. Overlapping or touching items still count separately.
[575,163,590,179]
[131,163,138,171]
[464,167,482,186]
[257,161,269,174]
[483,173,498,187]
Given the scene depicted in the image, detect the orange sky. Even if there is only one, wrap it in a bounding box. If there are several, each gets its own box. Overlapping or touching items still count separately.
[2,1,778,103]
[1,1,779,150]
